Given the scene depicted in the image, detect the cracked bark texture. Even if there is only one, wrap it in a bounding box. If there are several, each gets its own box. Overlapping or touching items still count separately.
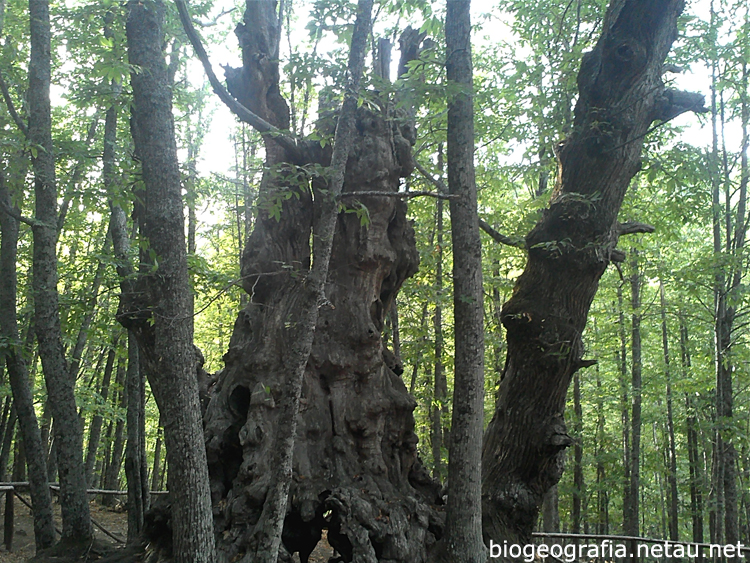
[124,1,215,561]
[29,0,92,543]
[481,0,704,551]
[202,3,441,561]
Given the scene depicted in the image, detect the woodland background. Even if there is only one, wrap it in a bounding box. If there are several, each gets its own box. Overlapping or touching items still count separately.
[0,0,748,557]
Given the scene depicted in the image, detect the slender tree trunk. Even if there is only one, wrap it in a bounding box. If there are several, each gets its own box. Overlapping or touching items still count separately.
[102,362,126,505]
[0,397,10,455]
[66,238,108,384]
[28,0,91,542]
[151,426,163,492]
[572,371,584,534]
[0,175,55,550]
[542,486,560,533]
[85,338,117,485]
[709,40,747,560]
[682,313,704,552]
[627,250,643,561]
[125,331,148,541]
[0,406,15,481]
[659,277,680,543]
[436,1,486,560]
[431,176,446,481]
[617,284,632,535]
[125,2,216,560]
[595,363,608,536]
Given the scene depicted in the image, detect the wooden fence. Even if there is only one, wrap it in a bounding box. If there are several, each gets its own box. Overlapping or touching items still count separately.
[0,482,168,552]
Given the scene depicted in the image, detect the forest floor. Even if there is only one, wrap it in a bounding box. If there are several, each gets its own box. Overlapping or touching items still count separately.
[0,495,127,562]
[0,494,335,562]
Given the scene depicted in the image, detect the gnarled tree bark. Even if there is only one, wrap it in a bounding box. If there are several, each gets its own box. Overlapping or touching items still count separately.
[481,0,705,549]
[181,2,443,561]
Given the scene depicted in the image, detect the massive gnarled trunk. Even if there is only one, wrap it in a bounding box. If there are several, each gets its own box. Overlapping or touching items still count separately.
[201,3,441,561]
[481,0,705,549]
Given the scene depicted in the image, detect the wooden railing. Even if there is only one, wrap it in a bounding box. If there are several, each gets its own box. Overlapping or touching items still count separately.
[0,482,168,552]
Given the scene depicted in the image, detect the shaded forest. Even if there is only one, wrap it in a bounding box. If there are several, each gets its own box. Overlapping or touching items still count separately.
[0,0,747,561]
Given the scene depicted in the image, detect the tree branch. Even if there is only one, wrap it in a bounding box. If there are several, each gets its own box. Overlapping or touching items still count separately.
[655,88,707,122]
[341,190,457,200]
[478,219,525,249]
[0,71,28,136]
[174,0,305,162]
[617,221,655,235]
[414,159,449,193]
[0,197,36,227]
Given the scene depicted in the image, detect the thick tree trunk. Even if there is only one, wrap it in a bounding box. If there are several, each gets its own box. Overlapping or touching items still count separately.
[195,2,442,561]
[0,174,55,550]
[435,1,486,561]
[481,0,703,547]
[124,2,216,560]
[28,0,92,543]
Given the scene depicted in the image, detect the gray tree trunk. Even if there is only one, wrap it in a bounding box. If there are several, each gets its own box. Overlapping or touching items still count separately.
[28,0,92,543]
[0,173,55,550]
[659,277,680,543]
[125,331,148,541]
[626,250,643,562]
[124,2,216,560]
[85,339,117,486]
[431,186,446,481]
[434,1,487,561]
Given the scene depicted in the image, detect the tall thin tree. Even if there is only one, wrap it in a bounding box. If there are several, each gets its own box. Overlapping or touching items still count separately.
[435,1,486,561]
[28,0,92,543]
